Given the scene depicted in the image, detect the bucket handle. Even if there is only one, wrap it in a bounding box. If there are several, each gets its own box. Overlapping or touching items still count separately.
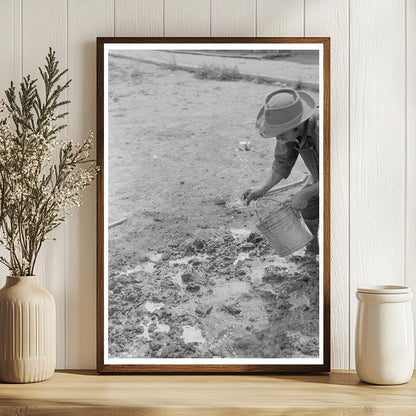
[254,175,309,222]
[262,175,310,198]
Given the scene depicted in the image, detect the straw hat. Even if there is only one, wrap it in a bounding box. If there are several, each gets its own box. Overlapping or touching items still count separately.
[255,89,316,138]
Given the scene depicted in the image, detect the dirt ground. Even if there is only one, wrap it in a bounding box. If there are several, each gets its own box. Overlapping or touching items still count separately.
[107,51,320,359]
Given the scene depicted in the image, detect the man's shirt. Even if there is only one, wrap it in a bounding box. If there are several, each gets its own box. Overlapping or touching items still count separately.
[272,114,319,181]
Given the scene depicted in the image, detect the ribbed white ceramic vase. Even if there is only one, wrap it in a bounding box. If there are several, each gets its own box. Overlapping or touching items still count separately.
[0,276,56,383]
[355,285,414,385]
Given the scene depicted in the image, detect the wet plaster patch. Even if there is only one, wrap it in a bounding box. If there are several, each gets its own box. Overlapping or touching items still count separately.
[182,326,206,344]
[144,301,164,313]
[108,240,319,359]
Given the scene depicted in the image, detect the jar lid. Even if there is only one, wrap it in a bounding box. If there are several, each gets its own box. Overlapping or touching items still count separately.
[357,285,411,294]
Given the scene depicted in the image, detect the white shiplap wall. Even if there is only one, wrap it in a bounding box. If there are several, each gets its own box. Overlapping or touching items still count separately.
[0,0,413,370]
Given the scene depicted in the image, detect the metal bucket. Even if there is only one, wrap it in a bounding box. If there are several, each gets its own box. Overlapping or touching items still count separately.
[254,177,313,257]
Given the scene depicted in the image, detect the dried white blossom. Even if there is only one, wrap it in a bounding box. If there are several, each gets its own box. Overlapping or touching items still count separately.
[0,51,97,276]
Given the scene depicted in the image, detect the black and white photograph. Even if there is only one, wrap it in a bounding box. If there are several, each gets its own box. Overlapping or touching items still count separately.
[98,40,329,371]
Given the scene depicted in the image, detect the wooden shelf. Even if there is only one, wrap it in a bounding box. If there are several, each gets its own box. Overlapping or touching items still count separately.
[1,370,415,415]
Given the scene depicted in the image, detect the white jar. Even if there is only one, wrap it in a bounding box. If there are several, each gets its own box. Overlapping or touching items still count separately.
[355,285,414,385]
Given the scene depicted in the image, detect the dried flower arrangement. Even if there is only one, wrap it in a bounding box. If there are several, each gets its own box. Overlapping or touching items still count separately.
[0,48,96,276]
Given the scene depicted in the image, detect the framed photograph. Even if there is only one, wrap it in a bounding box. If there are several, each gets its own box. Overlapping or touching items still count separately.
[97,37,330,373]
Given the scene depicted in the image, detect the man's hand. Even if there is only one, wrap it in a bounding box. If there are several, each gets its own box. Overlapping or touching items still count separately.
[291,190,309,211]
[241,187,265,206]
[241,170,284,206]
[291,182,319,211]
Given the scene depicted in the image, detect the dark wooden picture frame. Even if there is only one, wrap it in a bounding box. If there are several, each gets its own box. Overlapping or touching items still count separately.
[97,37,330,374]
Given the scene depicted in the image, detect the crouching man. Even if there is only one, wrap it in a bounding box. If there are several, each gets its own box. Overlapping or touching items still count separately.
[242,88,319,255]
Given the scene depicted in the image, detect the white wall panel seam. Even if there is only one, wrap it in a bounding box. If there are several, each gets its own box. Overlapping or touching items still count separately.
[405,0,416,365]
[402,0,406,282]
[348,0,353,370]
[20,0,22,79]
[348,0,351,369]
[20,0,24,76]
[64,0,68,370]
[62,0,70,370]
[303,0,305,36]
[404,0,407,289]
[19,0,22,80]
[209,0,212,36]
